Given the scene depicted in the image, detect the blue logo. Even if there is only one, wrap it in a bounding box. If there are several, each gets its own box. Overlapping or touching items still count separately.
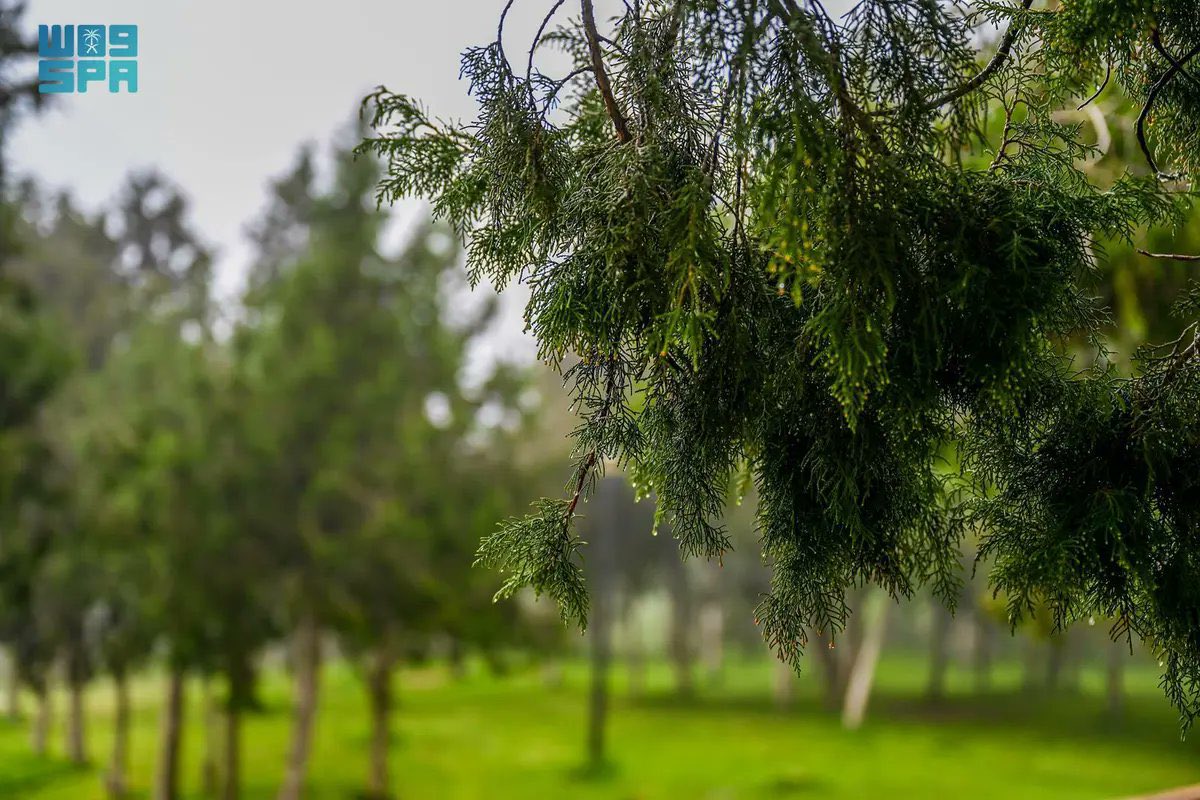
[38,24,138,94]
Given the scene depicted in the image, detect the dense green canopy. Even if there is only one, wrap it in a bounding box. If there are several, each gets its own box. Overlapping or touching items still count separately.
[361,0,1200,726]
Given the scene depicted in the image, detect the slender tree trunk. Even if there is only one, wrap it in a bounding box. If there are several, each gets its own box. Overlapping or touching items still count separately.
[926,602,952,701]
[972,610,993,694]
[153,668,185,800]
[366,645,396,800]
[1046,636,1066,692]
[1062,632,1083,693]
[540,656,563,689]
[447,638,466,681]
[699,601,725,686]
[105,671,130,799]
[667,560,694,697]
[625,603,646,698]
[842,592,889,730]
[813,629,845,711]
[4,650,20,720]
[30,688,51,756]
[772,658,796,710]
[1106,641,1126,719]
[585,477,622,768]
[66,673,87,764]
[277,613,322,800]
[836,587,868,694]
[1021,637,1040,693]
[586,604,611,768]
[221,703,241,800]
[201,679,219,796]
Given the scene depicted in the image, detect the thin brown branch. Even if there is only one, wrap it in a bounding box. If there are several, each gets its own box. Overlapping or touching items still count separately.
[527,0,569,106]
[564,357,622,523]
[871,0,1034,116]
[1137,249,1200,262]
[565,451,597,520]
[581,0,632,143]
[1077,62,1111,110]
[497,0,518,73]
[1136,33,1200,177]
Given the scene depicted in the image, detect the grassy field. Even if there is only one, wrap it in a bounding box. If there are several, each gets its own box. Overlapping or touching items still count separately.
[0,653,1197,799]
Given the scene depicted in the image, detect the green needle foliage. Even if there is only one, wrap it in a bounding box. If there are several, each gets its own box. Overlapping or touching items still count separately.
[361,0,1200,726]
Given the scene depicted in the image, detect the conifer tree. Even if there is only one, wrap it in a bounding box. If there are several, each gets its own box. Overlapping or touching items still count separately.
[362,0,1200,727]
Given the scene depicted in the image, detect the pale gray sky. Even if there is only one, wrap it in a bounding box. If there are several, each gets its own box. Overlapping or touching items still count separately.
[13,0,610,362]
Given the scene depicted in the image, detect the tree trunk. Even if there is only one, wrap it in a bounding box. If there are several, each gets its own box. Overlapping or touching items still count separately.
[813,629,845,711]
[926,602,952,701]
[586,604,611,768]
[105,671,131,798]
[66,674,87,764]
[153,668,185,800]
[540,657,563,689]
[772,658,796,710]
[4,650,20,720]
[972,610,994,694]
[667,559,694,697]
[366,645,396,800]
[1021,637,1040,693]
[1107,640,1126,719]
[699,601,725,686]
[447,638,466,681]
[1046,636,1066,692]
[585,477,622,768]
[842,591,889,730]
[221,703,241,800]
[30,688,51,756]
[277,613,322,800]
[626,638,646,698]
[201,679,219,796]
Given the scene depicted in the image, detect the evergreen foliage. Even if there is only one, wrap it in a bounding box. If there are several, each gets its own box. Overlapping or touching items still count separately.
[361,0,1200,726]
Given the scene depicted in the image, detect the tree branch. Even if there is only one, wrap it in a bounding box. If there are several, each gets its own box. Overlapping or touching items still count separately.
[527,0,569,107]
[1136,33,1200,177]
[872,0,1033,116]
[1137,249,1200,262]
[581,0,632,143]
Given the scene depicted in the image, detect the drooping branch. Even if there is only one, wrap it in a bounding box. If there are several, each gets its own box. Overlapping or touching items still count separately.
[1150,29,1200,93]
[1076,62,1111,111]
[1136,34,1200,177]
[870,0,1034,116]
[527,0,569,106]
[564,355,623,525]
[581,0,632,143]
[497,0,518,75]
[767,0,882,146]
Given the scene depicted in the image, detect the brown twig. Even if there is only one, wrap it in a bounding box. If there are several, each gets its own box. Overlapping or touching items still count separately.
[564,357,622,522]
[1137,249,1200,262]
[919,0,1033,112]
[869,0,1034,116]
[1136,32,1200,177]
[527,0,569,107]
[989,94,1028,170]
[1077,62,1111,110]
[581,0,632,143]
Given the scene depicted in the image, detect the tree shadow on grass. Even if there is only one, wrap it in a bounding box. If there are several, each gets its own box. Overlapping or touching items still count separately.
[627,686,1200,758]
[0,757,86,797]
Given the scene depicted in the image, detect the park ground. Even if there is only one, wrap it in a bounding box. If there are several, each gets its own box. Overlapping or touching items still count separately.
[0,654,1197,799]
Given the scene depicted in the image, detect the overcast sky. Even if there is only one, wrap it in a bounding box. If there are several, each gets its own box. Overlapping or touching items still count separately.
[12,0,618,361]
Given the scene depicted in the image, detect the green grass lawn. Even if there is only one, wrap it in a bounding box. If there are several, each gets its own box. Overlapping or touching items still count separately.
[0,653,1197,799]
